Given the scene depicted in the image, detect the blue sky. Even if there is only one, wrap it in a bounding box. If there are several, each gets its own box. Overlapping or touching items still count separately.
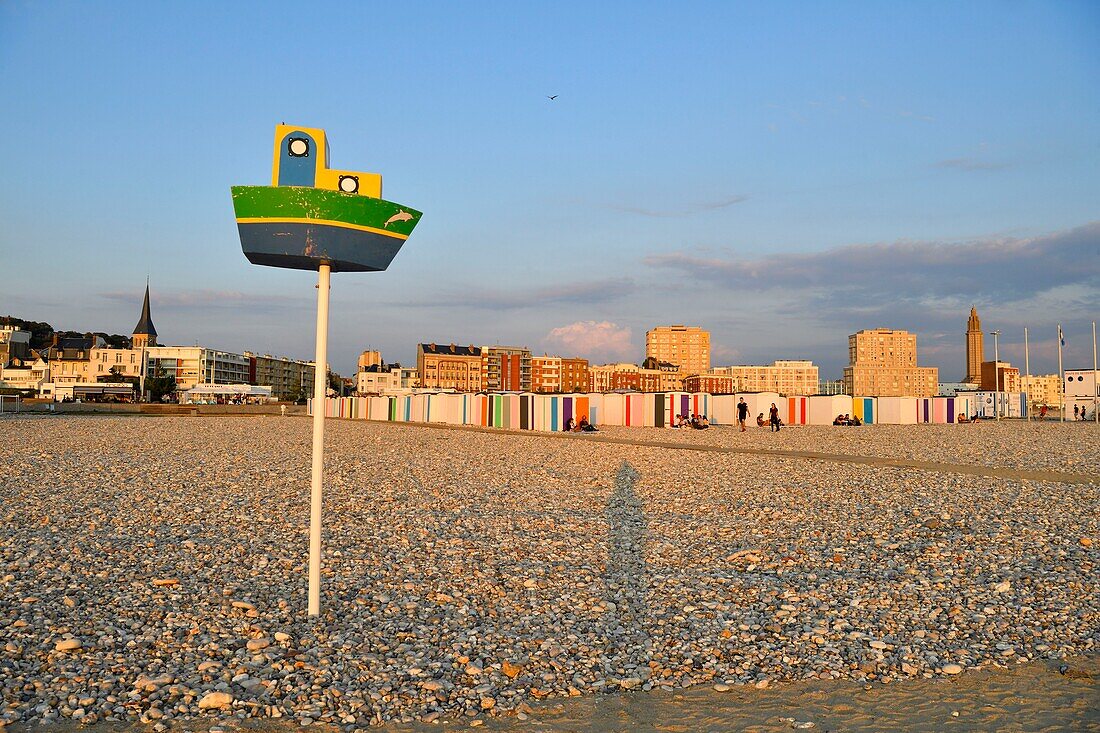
[2,1,1098,378]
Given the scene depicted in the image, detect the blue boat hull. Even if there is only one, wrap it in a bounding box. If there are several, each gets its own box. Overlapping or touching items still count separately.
[237,221,405,273]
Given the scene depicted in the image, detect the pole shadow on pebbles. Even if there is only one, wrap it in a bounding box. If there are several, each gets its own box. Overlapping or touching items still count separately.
[600,462,652,690]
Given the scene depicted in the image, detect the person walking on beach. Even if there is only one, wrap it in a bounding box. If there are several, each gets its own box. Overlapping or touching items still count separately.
[769,402,781,432]
[737,398,749,432]
[1074,405,1080,421]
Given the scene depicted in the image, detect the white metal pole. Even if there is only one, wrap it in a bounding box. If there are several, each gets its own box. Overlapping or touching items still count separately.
[1057,325,1064,423]
[308,262,331,617]
[1093,320,1098,424]
[1024,327,1030,421]
[991,330,1001,420]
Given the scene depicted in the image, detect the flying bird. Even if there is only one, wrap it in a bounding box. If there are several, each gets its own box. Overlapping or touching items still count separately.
[547,95,558,100]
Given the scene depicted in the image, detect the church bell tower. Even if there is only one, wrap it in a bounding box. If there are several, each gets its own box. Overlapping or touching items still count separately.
[964,306,983,384]
[132,282,158,349]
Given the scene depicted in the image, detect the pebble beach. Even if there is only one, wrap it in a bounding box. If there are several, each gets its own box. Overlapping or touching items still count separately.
[1,416,1097,730]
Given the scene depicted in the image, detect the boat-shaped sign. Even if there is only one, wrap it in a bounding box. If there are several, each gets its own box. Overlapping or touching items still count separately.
[232,124,422,272]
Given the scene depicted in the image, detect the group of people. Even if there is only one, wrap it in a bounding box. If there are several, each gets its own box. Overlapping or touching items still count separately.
[734,398,784,432]
[674,413,710,429]
[563,416,599,432]
[831,413,862,426]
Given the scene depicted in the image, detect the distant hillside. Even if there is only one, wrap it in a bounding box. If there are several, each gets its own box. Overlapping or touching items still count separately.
[1,315,131,350]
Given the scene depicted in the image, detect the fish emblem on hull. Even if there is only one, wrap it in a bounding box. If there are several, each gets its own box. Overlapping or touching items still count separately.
[384,211,414,228]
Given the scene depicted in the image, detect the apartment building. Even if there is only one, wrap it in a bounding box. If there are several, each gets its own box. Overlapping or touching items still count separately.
[1021,373,1062,409]
[357,350,382,370]
[531,356,561,393]
[145,346,251,390]
[980,360,1021,393]
[417,343,483,392]
[683,373,735,394]
[585,362,680,393]
[560,357,589,393]
[714,360,819,396]
[645,325,711,375]
[482,346,532,391]
[842,329,938,397]
[245,352,315,400]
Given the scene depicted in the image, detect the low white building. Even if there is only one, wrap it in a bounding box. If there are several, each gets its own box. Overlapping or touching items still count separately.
[43,381,136,402]
[1064,369,1098,420]
[0,356,50,393]
[181,384,273,404]
[357,365,418,395]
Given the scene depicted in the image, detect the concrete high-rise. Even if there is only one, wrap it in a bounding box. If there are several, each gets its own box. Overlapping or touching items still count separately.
[645,325,711,375]
[964,306,983,384]
[842,328,938,397]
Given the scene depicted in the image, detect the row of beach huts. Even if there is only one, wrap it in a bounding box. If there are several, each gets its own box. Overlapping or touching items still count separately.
[312,390,1026,431]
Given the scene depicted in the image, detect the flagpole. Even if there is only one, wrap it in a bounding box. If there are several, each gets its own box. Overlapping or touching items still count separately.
[1024,327,1030,422]
[1057,324,1064,423]
[1092,320,1097,424]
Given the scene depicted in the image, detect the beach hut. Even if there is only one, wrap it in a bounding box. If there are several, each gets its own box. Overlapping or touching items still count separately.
[974,391,1025,418]
[951,395,971,423]
[409,393,428,423]
[569,394,590,425]
[696,393,710,423]
[785,396,809,426]
[600,393,624,426]
[590,393,605,426]
[852,397,876,425]
[807,395,852,425]
[623,393,644,427]
[709,394,736,425]
[533,394,551,431]
[424,393,445,424]
[470,394,481,426]
[738,392,783,427]
[547,394,561,431]
[878,396,917,425]
[516,393,533,430]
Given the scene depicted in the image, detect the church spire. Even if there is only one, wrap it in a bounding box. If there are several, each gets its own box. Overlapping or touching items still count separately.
[132,281,157,348]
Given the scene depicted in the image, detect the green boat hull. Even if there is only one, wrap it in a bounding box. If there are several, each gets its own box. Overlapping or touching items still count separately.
[231,186,422,272]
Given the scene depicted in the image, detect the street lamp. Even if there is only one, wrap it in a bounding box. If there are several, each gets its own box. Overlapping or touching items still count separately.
[232,124,422,617]
[989,330,1001,419]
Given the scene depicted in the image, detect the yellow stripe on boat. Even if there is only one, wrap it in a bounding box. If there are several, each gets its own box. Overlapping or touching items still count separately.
[235,217,411,240]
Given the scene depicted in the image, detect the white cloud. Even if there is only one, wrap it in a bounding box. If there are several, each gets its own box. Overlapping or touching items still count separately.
[544,321,634,362]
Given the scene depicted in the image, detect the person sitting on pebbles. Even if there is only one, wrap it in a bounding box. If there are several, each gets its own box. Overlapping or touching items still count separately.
[579,417,598,432]
[756,412,767,428]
